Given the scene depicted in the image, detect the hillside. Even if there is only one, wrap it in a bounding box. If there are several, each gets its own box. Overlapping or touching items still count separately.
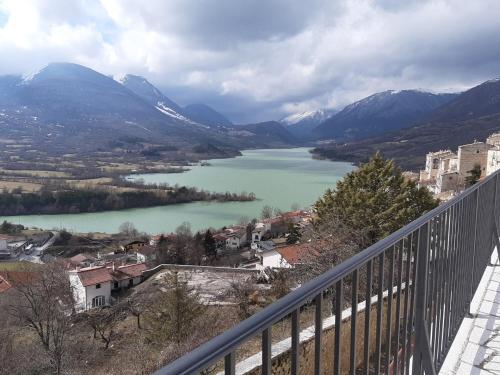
[313,90,458,140]
[182,103,233,127]
[312,79,500,170]
[0,63,297,159]
[235,121,299,147]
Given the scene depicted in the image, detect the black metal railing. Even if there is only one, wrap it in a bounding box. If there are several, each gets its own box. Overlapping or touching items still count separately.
[156,170,500,375]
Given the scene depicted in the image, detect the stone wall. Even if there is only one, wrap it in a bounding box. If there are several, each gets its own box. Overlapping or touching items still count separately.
[141,263,259,279]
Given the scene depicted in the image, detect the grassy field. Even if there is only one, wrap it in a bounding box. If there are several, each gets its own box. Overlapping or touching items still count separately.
[0,261,41,271]
[0,180,43,192]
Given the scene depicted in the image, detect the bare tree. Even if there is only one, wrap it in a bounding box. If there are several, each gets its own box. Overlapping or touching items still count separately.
[9,262,75,375]
[119,221,139,238]
[261,205,273,219]
[84,305,126,349]
[124,289,155,329]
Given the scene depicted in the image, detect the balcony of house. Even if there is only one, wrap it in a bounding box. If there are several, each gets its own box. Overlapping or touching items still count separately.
[154,170,500,375]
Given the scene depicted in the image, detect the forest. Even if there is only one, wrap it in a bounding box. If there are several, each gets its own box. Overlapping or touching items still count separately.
[0,186,256,216]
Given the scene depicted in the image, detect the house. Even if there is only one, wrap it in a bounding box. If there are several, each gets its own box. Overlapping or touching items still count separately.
[457,141,491,178]
[120,240,147,252]
[213,232,228,249]
[136,245,157,263]
[69,253,96,268]
[225,228,247,250]
[260,244,314,269]
[251,222,270,243]
[108,263,147,291]
[69,266,113,312]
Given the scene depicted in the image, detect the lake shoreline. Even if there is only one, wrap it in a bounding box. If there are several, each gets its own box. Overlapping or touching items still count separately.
[0,148,354,234]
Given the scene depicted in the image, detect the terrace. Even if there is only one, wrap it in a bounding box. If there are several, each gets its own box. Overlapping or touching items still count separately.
[155,170,500,375]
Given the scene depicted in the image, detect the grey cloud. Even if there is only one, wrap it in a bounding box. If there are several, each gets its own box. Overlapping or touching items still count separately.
[1,0,499,123]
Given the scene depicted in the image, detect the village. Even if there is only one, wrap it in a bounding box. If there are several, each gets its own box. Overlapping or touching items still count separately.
[416,132,500,200]
[0,208,314,312]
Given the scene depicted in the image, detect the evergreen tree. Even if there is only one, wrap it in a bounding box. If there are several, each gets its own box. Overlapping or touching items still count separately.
[465,164,482,186]
[286,223,301,244]
[144,272,203,345]
[315,153,438,245]
[203,230,217,258]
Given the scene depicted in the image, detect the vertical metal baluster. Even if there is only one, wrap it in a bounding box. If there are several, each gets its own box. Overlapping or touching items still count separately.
[402,233,414,375]
[350,269,359,374]
[291,308,300,375]
[375,252,385,375]
[443,204,455,353]
[434,212,445,364]
[406,235,418,375]
[224,352,235,375]
[315,293,323,375]
[385,246,395,374]
[413,222,436,375]
[262,328,271,375]
[394,239,404,374]
[470,189,480,311]
[334,279,343,375]
[440,208,452,363]
[364,260,373,375]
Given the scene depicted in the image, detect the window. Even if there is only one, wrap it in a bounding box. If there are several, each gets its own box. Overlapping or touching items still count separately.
[128,279,134,287]
[92,295,105,308]
[114,282,118,289]
[96,283,101,289]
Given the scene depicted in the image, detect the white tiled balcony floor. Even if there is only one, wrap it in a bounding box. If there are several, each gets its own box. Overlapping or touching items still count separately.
[440,251,500,374]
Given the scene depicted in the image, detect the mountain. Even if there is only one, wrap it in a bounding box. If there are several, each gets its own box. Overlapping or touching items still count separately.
[233,121,299,147]
[313,90,458,140]
[0,62,298,157]
[0,63,212,152]
[280,109,335,137]
[118,74,196,125]
[312,79,500,170]
[182,103,232,127]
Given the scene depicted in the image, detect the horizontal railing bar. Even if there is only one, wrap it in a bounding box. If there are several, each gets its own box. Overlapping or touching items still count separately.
[155,169,500,375]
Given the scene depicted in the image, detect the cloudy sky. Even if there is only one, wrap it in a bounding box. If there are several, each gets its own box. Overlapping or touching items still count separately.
[0,0,499,123]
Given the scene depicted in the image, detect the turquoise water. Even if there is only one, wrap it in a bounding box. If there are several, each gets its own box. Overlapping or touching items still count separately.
[0,148,354,234]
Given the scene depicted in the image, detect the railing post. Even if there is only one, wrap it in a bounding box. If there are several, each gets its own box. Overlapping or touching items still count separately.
[412,222,436,375]
[469,189,480,308]
[493,173,500,262]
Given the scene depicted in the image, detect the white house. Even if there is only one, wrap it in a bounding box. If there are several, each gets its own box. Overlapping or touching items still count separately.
[69,266,113,312]
[69,263,147,312]
[225,229,247,250]
[251,222,271,243]
[260,244,312,269]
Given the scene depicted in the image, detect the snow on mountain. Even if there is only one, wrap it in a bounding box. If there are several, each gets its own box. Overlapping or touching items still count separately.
[280,109,334,126]
[314,89,459,140]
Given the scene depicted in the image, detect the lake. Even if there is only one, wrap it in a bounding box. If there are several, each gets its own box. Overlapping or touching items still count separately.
[1,148,354,234]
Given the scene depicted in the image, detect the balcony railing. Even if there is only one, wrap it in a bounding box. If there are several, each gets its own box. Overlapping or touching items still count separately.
[155,170,500,375]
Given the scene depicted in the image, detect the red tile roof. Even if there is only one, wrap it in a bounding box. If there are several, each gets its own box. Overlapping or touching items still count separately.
[117,263,147,278]
[0,271,39,292]
[77,266,113,287]
[276,244,316,264]
[0,274,11,293]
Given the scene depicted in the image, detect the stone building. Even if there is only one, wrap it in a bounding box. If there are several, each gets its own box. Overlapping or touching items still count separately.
[456,141,491,178]
[419,133,500,198]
